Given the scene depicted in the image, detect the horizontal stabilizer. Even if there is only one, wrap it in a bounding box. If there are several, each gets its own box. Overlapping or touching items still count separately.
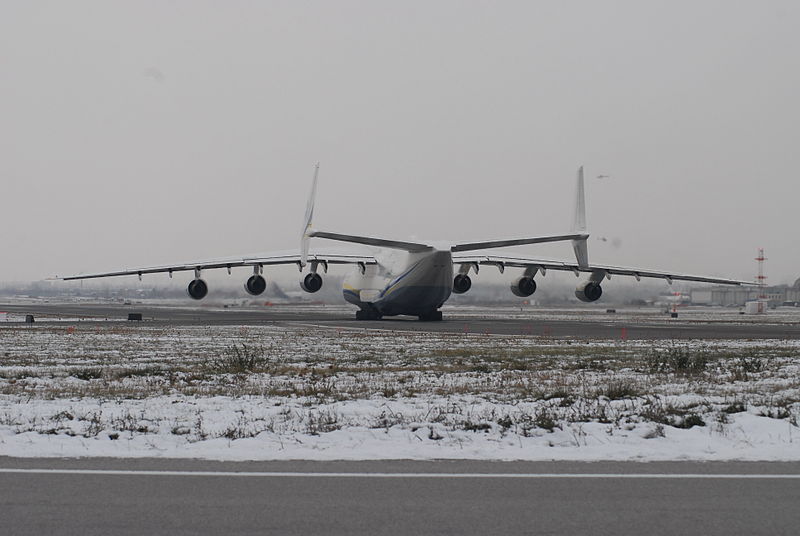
[309,231,433,252]
[451,233,588,253]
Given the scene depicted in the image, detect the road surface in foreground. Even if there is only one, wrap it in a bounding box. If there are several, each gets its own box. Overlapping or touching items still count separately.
[1,458,799,536]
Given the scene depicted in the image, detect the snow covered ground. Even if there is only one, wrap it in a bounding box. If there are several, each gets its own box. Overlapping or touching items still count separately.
[1,322,799,461]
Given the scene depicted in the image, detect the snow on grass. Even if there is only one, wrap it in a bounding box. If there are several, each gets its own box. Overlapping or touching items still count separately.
[446,304,800,326]
[0,323,799,460]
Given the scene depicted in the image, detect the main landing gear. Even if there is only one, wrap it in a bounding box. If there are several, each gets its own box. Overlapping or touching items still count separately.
[355,309,383,321]
[354,309,443,321]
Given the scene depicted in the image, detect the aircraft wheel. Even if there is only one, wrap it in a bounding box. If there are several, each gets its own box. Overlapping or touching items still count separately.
[418,311,443,322]
[356,309,382,320]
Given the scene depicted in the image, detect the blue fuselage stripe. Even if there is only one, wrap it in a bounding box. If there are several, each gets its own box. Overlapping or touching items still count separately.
[379,260,422,298]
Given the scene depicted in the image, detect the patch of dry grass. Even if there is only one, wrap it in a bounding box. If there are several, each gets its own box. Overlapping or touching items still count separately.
[1,324,799,431]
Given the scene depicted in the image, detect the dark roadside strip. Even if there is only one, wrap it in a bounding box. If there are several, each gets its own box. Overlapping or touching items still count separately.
[2,458,800,477]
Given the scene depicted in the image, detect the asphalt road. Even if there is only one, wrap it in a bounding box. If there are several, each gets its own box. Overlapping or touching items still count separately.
[1,458,799,536]
[2,301,800,339]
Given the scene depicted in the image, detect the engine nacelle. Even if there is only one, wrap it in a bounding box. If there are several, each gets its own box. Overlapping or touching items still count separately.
[510,276,537,297]
[187,279,208,300]
[575,281,603,302]
[452,274,472,294]
[244,274,267,296]
[300,272,323,293]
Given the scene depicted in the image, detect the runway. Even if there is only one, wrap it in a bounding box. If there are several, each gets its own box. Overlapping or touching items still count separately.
[1,458,799,536]
[2,301,800,339]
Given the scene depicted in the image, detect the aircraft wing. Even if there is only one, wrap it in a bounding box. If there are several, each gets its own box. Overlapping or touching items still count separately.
[451,254,752,286]
[60,253,377,281]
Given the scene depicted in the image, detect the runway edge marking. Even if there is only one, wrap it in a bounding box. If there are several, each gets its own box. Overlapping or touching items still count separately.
[1,469,799,479]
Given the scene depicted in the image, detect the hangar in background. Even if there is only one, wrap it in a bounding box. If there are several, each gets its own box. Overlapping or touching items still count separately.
[691,277,800,307]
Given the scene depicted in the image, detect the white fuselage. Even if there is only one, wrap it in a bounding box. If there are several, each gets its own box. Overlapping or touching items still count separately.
[342,249,453,316]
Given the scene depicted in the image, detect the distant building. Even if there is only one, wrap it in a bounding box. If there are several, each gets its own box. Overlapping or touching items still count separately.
[691,277,800,306]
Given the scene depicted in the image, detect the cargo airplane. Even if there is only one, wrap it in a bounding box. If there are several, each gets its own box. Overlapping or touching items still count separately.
[62,166,748,321]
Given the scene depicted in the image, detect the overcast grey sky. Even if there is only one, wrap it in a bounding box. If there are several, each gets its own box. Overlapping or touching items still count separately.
[2,1,798,285]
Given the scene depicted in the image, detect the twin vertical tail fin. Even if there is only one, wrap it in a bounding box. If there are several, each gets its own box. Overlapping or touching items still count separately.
[300,163,320,268]
[300,163,587,269]
[571,166,589,269]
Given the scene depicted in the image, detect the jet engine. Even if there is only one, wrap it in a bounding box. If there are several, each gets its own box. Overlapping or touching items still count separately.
[510,276,537,297]
[575,280,603,302]
[244,274,267,296]
[452,274,472,294]
[187,279,208,300]
[300,272,323,293]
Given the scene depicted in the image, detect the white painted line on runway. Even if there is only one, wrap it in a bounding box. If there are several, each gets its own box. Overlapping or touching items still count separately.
[291,321,516,338]
[1,469,800,479]
[290,322,451,336]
